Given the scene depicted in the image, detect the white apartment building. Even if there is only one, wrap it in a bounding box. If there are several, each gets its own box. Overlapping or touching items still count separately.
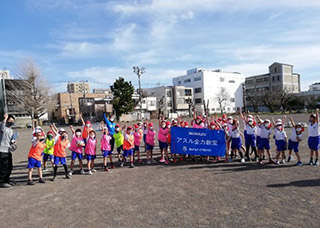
[309,82,320,91]
[172,68,245,113]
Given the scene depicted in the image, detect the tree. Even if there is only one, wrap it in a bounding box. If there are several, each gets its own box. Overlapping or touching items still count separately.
[110,77,135,120]
[261,91,277,113]
[8,59,52,119]
[246,95,260,113]
[287,96,305,111]
[215,87,230,114]
[276,89,293,114]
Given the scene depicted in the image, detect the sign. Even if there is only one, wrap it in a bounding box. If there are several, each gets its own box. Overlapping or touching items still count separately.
[171,127,226,156]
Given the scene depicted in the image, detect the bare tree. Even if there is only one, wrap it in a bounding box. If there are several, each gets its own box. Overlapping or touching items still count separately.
[261,91,277,113]
[11,59,52,119]
[276,89,293,114]
[216,87,230,114]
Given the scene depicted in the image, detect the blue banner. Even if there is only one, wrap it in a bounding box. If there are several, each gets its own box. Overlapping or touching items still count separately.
[171,127,226,156]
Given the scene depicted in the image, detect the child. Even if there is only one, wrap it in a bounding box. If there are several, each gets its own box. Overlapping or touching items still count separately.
[101,124,114,171]
[230,119,245,163]
[113,124,125,163]
[121,126,135,168]
[80,114,93,145]
[308,108,320,165]
[43,130,55,171]
[256,117,275,165]
[103,113,116,152]
[133,124,143,163]
[272,117,287,165]
[146,122,156,164]
[27,129,46,185]
[158,118,169,164]
[240,112,258,161]
[51,125,70,180]
[287,117,303,166]
[68,126,85,175]
[85,130,97,175]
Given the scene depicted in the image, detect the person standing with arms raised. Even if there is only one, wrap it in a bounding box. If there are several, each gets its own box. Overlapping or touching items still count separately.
[0,113,16,188]
[103,113,116,153]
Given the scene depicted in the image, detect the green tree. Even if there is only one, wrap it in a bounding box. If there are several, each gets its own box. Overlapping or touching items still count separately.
[110,77,135,120]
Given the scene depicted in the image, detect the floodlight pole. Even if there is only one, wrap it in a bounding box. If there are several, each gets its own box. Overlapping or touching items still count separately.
[133,66,145,120]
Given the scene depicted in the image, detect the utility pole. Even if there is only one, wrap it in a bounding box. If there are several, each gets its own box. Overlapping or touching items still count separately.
[133,66,145,120]
[1,72,8,114]
[242,83,246,113]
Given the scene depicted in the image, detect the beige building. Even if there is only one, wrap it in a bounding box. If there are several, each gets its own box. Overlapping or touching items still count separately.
[51,93,112,124]
[245,62,301,111]
[67,82,90,94]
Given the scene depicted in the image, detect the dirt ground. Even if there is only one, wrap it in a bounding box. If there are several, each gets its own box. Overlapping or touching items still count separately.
[1,113,320,228]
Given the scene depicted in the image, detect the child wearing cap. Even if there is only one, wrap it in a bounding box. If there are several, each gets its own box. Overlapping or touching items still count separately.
[68,125,85,175]
[158,116,170,164]
[43,130,55,172]
[101,123,114,171]
[113,124,125,163]
[192,109,205,129]
[240,112,258,161]
[85,129,97,175]
[80,114,93,146]
[272,116,287,165]
[288,117,303,166]
[146,122,156,164]
[121,126,135,168]
[230,119,245,163]
[133,124,143,163]
[27,129,46,185]
[308,108,320,165]
[256,116,275,165]
[50,124,70,180]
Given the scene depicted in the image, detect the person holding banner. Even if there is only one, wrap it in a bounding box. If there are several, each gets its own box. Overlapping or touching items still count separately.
[146,123,156,165]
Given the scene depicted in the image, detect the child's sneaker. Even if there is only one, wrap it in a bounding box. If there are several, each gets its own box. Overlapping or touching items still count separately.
[280,160,286,164]
[287,155,293,163]
[138,159,143,164]
[276,160,280,165]
[228,158,233,163]
[240,158,245,163]
[314,159,319,166]
[173,159,177,163]
[180,157,184,162]
[120,162,124,167]
[88,170,93,175]
[27,180,35,185]
[170,158,174,162]
[80,169,85,175]
[110,165,115,169]
[91,168,97,173]
[43,168,47,172]
[39,178,45,184]
[295,161,303,166]
[146,160,151,165]
[165,160,169,165]
[104,168,109,172]
[268,159,276,164]
[309,159,313,165]
[68,170,73,176]
[159,158,165,163]
[129,164,135,168]
[151,159,157,164]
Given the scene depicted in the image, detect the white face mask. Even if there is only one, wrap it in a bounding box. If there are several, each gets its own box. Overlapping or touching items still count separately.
[248,121,253,126]
[115,127,120,131]
[161,124,166,128]
[264,123,270,128]
[90,135,95,139]
[110,118,114,122]
[149,127,153,130]
[276,126,282,130]
[296,128,302,132]
[228,120,233,124]
[76,132,81,136]
[86,124,90,128]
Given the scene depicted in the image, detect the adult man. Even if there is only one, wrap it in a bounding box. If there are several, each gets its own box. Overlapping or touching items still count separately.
[0,113,15,188]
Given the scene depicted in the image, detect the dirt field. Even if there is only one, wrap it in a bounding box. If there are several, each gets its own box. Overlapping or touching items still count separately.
[1,113,320,228]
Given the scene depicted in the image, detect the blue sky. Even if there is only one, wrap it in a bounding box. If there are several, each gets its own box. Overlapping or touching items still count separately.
[1,0,320,92]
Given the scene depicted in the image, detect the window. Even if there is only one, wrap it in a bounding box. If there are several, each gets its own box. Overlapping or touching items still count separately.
[178,81,181,85]
[184,79,191,83]
[194,76,201,81]
[166,91,172,97]
[185,89,192,96]
[195,98,202,104]
[277,76,280,81]
[275,67,277,73]
[230,98,235,102]
[211,108,215,111]
[229,80,235,83]
[194,87,202,93]
[227,107,230,111]
[220,77,225,82]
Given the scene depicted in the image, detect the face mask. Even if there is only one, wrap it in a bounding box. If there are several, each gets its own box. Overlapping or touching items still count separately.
[296,128,302,132]
[86,124,90,128]
[110,118,114,122]
[161,124,166,128]
[47,135,53,139]
[276,126,282,130]
[196,120,201,124]
[248,121,253,126]
[61,135,68,140]
[115,127,120,132]
[309,120,314,123]
[39,138,45,142]
[76,132,81,137]
[149,127,153,130]
[265,123,270,128]
[228,120,233,124]
[90,135,95,139]
[7,122,14,127]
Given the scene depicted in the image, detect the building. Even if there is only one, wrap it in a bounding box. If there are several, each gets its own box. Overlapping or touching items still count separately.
[143,85,193,117]
[245,62,301,112]
[93,88,113,97]
[0,70,12,80]
[67,82,90,94]
[172,68,245,113]
[51,93,112,124]
[309,82,320,91]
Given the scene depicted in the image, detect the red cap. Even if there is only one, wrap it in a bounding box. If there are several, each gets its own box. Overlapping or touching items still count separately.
[196,115,201,119]
[134,124,139,129]
[185,121,189,126]
[127,126,132,130]
[166,121,171,126]
[210,121,216,126]
[148,123,154,127]
[116,124,120,128]
[47,130,53,135]
[85,121,91,124]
